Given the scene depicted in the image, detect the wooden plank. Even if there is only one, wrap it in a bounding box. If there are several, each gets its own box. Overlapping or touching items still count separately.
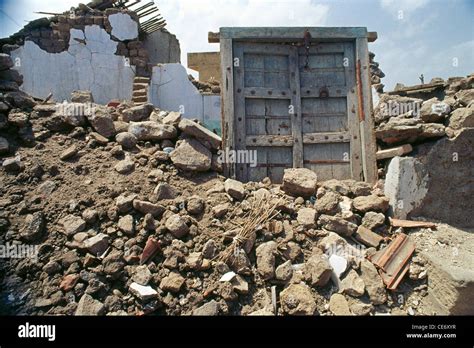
[330,142,351,179]
[246,135,293,147]
[220,27,369,41]
[356,37,378,183]
[267,147,292,183]
[376,144,413,160]
[303,143,333,180]
[303,132,350,144]
[290,46,303,168]
[234,42,292,55]
[248,146,267,182]
[299,87,347,98]
[233,43,248,182]
[243,88,292,99]
[220,38,235,178]
[297,43,345,54]
[390,218,437,229]
[344,42,363,181]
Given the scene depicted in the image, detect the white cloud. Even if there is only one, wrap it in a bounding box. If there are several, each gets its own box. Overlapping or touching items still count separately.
[380,0,431,16]
[159,0,330,69]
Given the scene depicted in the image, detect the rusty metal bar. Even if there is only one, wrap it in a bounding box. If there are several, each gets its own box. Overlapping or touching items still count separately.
[138,7,158,18]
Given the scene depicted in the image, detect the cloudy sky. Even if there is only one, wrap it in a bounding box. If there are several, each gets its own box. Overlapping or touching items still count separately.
[0,0,473,90]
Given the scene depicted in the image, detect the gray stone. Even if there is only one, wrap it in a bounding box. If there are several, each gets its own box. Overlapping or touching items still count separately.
[153,183,177,201]
[193,300,219,316]
[318,215,357,237]
[5,91,36,109]
[420,97,450,123]
[132,265,152,286]
[0,53,14,71]
[212,203,229,218]
[83,233,109,255]
[178,118,221,149]
[114,158,135,174]
[0,137,9,154]
[202,239,217,259]
[115,132,137,149]
[117,215,134,235]
[88,107,116,138]
[128,121,177,141]
[162,111,181,126]
[255,241,277,280]
[2,157,21,172]
[60,145,78,161]
[116,194,137,213]
[187,195,205,215]
[224,178,245,200]
[282,168,317,198]
[82,208,98,224]
[170,138,211,172]
[280,283,316,315]
[75,294,105,316]
[20,212,44,242]
[60,215,86,236]
[165,214,189,238]
[360,259,387,305]
[71,90,94,103]
[122,103,154,122]
[102,251,125,278]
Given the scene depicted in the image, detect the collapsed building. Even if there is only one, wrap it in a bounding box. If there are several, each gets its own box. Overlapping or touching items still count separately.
[0,1,473,317]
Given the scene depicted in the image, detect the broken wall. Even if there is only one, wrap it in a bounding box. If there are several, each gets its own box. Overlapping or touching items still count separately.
[5,9,146,105]
[150,64,221,133]
[143,30,181,65]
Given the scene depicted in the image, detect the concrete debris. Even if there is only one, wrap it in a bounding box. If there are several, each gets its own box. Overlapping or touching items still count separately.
[281,168,318,198]
[280,283,317,316]
[170,138,212,172]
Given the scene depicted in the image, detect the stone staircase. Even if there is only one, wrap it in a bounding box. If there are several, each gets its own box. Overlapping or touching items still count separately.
[132,76,150,105]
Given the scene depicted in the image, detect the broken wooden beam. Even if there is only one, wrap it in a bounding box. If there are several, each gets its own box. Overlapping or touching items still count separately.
[370,233,415,290]
[376,144,413,160]
[390,218,437,229]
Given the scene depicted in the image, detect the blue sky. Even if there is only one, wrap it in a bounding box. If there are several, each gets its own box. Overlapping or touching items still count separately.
[0,0,473,90]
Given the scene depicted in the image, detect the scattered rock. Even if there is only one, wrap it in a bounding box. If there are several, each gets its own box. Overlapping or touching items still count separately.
[160,272,185,293]
[193,300,219,316]
[75,294,105,316]
[20,212,45,242]
[319,215,357,237]
[115,132,137,149]
[281,168,318,198]
[114,158,135,174]
[170,139,211,172]
[329,293,351,315]
[340,270,366,297]
[315,191,340,214]
[275,260,293,281]
[116,194,137,213]
[353,195,389,213]
[280,283,316,315]
[224,179,245,200]
[83,233,109,255]
[304,253,333,287]
[165,214,189,238]
[178,118,221,149]
[60,215,86,236]
[122,103,154,122]
[60,274,80,292]
[360,259,387,305]
[187,196,204,215]
[129,282,158,301]
[2,157,21,172]
[71,90,94,103]
[132,265,152,286]
[117,215,134,235]
[255,241,277,280]
[361,212,386,230]
[133,200,165,217]
[297,208,317,227]
[153,183,177,201]
[128,121,176,141]
[60,145,78,161]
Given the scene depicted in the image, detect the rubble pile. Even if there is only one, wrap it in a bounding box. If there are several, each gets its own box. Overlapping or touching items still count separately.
[374,73,473,161]
[0,89,431,316]
[369,51,385,94]
[188,75,221,94]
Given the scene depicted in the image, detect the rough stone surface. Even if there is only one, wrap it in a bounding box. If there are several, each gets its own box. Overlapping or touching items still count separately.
[115,132,137,149]
[170,139,211,172]
[178,118,222,149]
[224,179,245,200]
[71,90,94,103]
[122,104,154,122]
[353,195,389,213]
[255,241,277,280]
[329,293,352,315]
[165,214,189,238]
[160,272,185,293]
[448,104,474,130]
[362,212,386,230]
[319,215,357,237]
[360,259,387,305]
[133,200,164,217]
[275,260,293,281]
[115,158,135,174]
[340,270,366,297]
[60,215,86,236]
[193,300,220,316]
[75,294,105,316]
[281,168,317,198]
[128,121,177,141]
[280,283,316,316]
[83,233,109,256]
[20,212,44,242]
[304,253,333,287]
[118,215,134,235]
[297,208,317,227]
